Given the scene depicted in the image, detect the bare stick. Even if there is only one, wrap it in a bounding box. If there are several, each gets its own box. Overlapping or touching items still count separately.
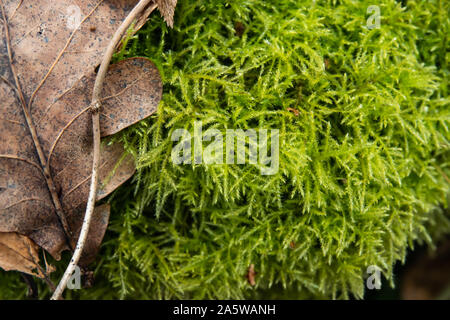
[51,0,156,300]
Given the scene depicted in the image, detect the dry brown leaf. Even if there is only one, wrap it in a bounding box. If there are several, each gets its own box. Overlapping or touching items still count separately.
[0,232,45,278]
[247,264,256,286]
[155,0,178,27]
[0,0,162,271]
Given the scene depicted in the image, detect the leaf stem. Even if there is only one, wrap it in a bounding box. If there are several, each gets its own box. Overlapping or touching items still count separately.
[51,0,156,300]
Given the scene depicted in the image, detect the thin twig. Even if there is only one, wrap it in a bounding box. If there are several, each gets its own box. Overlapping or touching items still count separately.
[50,0,156,300]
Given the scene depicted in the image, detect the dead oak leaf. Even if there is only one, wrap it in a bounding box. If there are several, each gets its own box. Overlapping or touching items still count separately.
[155,0,177,28]
[0,232,45,278]
[247,264,256,286]
[0,0,163,272]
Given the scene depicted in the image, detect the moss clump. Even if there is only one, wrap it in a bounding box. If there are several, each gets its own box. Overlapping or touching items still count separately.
[1,0,449,299]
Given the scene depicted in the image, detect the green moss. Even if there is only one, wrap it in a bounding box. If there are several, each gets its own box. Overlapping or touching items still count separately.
[1,0,449,299]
